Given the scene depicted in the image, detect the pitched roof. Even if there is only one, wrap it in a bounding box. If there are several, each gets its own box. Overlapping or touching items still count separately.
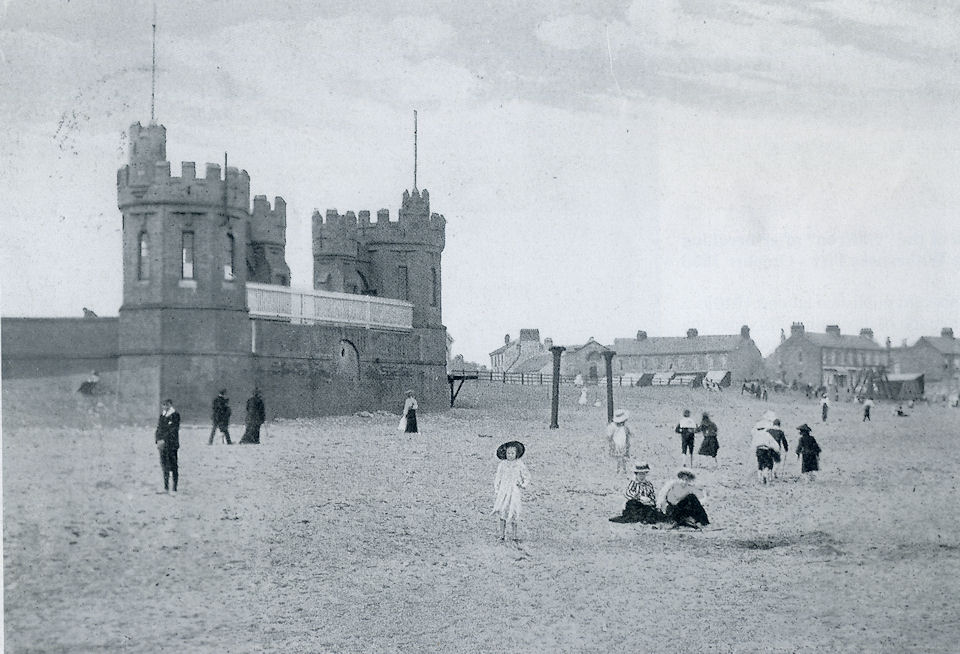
[916,336,960,355]
[612,335,748,356]
[489,340,517,357]
[512,353,553,373]
[565,338,611,355]
[802,333,883,350]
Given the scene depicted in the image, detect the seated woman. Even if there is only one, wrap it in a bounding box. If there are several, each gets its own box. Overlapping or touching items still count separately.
[656,468,710,529]
[609,462,660,524]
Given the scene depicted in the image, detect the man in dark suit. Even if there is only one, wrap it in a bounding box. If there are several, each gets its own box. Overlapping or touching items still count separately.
[155,399,181,492]
[208,389,232,445]
[240,389,265,444]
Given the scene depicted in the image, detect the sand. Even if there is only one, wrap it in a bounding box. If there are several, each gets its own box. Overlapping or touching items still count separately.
[4,374,960,653]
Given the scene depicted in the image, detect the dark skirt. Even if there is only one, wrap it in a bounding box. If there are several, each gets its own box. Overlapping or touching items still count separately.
[698,435,719,457]
[800,452,820,473]
[405,409,419,433]
[756,448,776,470]
[666,494,709,526]
[609,499,662,524]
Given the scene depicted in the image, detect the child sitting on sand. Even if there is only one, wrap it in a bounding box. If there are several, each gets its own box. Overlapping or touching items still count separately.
[493,440,530,542]
[609,461,659,524]
[656,468,710,529]
[606,409,632,474]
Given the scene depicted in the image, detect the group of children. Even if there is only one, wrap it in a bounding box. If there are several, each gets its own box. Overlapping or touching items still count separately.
[751,411,821,483]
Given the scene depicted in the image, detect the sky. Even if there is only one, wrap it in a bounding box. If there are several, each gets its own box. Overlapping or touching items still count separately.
[1,0,959,363]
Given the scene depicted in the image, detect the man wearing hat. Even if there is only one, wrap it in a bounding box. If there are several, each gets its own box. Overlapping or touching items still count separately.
[208,389,232,445]
[155,398,181,493]
[606,409,632,474]
[609,461,660,524]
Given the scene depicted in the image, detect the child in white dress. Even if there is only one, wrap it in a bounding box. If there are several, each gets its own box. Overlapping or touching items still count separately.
[493,440,530,542]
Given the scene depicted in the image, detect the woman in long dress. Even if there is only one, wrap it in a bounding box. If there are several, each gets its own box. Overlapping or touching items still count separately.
[695,412,719,468]
[401,390,419,433]
[795,424,821,481]
[493,441,530,542]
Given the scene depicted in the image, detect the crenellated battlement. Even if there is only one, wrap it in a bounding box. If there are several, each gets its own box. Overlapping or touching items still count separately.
[251,195,286,245]
[313,189,446,252]
[118,160,251,212]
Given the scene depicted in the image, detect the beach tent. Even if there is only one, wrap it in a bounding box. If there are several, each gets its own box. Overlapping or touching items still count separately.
[885,373,924,401]
[704,370,731,387]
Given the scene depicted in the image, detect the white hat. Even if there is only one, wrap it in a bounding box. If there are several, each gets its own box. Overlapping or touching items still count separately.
[613,409,629,424]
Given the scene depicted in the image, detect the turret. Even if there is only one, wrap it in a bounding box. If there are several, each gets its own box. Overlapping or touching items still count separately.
[312,209,363,292]
[248,195,290,285]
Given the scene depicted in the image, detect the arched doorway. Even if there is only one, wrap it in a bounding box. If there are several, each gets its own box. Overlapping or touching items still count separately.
[336,339,360,381]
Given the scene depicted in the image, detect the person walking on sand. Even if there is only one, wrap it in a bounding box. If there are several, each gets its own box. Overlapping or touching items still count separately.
[863,397,874,422]
[155,399,181,493]
[767,419,789,479]
[606,409,632,474]
[239,389,265,444]
[401,390,419,433]
[577,387,588,410]
[795,424,821,481]
[675,409,697,468]
[208,389,232,445]
[751,420,781,484]
[656,468,709,529]
[695,412,720,469]
[820,394,830,422]
[493,440,529,543]
[609,461,660,524]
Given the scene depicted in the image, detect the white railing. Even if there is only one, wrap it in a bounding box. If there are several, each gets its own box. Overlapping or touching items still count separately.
[247,282,413,331]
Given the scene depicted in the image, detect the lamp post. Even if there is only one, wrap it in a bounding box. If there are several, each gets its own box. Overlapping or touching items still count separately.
[602,350,616,423]
[549,345,565,429]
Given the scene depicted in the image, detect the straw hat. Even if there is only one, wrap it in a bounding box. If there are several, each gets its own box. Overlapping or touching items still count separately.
[633,461,650,472]
[613,409,629,424]
[677,467,696,480]
[496,440,526,460]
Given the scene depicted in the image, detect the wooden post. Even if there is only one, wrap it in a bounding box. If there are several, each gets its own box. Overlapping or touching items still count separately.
[602,350,617,423]
[549,346,565,429]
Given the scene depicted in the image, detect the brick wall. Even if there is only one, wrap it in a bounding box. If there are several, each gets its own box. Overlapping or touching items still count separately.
[1,318,119,378]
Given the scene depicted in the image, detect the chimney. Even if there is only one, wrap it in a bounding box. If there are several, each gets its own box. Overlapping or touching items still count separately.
[504,333,510,345]
[826,325,841,337]
[859,328,874,341]
[636,330,647,341]
[686,328,698,338]
[942,327,954,339]
[740,325,751,340]
[790,322,805,338]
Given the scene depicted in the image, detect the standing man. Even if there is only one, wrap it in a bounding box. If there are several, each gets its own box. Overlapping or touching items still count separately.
[209,389,232,445]
[863,397,874,422]
[820,394,830,422]
[155,399,181,493]
[240,388,265,444]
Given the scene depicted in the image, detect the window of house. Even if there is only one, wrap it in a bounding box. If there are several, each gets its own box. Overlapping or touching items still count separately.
[431,267,438,306]
[181,231,195,279]
[137,231,149,280]
[224,233,235,280]
[398,265,409,301]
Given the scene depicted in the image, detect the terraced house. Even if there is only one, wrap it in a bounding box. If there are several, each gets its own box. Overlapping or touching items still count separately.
[766,323,888,389]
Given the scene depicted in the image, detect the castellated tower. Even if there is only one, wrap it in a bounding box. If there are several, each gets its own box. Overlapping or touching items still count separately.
[116,121,288,414]
[313,187,445,329]
[248,195,290,285]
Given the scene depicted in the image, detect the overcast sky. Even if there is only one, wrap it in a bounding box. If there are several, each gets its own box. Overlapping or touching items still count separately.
[2,0,958,362]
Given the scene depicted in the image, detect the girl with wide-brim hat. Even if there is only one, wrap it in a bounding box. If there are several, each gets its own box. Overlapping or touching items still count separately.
[606,410,632,474]
[493,441,529,542]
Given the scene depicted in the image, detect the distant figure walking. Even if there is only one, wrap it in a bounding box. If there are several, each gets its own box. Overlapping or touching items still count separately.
[656,468,709,529]
[401,390,419,433]
[767,419,789,478]
[577,387,588,409]
[863,397,874,422]
[208,389,232,445]
[820,394,830,422]
[606,409,632,474]
[493,440,529,542]
[155,399,181,493]
[609,461,660,524]
[240,389,265,444]
[675,409,697,468]
[752,419,781,484]
[695,412,720,468]
[795,424,821,480]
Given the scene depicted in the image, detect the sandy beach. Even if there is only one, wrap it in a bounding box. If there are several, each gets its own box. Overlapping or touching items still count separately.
[4,374,959,653]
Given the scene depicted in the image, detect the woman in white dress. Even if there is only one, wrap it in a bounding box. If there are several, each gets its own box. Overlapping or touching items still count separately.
[493,440,530,542]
